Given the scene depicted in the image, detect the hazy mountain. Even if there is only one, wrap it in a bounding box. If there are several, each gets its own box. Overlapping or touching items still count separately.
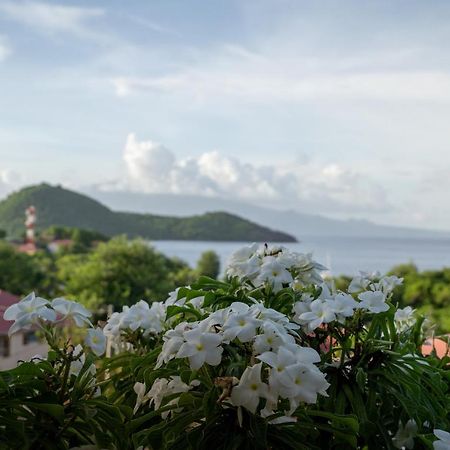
[0,184,296,242]
[86,190,450,240]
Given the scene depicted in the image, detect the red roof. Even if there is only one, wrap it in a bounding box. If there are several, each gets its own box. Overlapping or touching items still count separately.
[422,336,450,359]
[16,243,37,254]
[0,290,19,335]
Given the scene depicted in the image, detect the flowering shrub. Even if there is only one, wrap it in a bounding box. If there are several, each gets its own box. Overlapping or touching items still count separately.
[0,243,449,449]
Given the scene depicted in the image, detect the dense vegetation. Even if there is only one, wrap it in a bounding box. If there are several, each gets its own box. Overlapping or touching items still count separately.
[0,238,220,311]
[0,184,296,242]
[0,244,448,449]
[335,264,450,334]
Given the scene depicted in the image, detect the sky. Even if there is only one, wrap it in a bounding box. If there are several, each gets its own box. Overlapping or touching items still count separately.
[1,0,450,230]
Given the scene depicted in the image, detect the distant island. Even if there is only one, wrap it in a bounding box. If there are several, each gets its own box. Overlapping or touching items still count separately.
[0,184,296,243]
[89,190,450,240]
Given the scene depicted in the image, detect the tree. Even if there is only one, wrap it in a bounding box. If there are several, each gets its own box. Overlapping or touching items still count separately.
[0,229,6,239]
[0,241,42,295]
[196,250,220,279]
[55,236,192,310]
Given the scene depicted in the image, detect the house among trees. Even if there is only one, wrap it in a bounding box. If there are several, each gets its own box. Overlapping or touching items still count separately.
[0,290,48,370]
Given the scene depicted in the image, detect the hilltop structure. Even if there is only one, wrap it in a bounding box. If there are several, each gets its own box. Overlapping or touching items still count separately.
[17,205,38,255]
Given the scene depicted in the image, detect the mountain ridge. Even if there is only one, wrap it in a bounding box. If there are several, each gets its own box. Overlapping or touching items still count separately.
[0,184,296,242]
[86,190,450,240]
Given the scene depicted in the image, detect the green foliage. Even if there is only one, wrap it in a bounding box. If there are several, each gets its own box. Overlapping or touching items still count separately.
[389,264,450,333]
[196,250,220,279]
[0,344,127,449]
[0,241,43,295]
[55,236,193,309]
[0,183,296,242]
[334,264,450,333]
[0,229,6,239]
[40,225,108,247]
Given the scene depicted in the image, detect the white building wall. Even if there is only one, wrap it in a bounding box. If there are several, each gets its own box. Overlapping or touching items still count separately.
[0,333,48,370]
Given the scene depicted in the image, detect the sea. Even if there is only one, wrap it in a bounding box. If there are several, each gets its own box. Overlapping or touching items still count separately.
[151,236,450,277]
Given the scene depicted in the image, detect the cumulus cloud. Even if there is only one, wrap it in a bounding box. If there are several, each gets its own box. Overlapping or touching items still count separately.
[101,134,389,215]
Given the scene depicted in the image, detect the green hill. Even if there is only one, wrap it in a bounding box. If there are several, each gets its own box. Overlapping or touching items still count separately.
[0,184,296,242]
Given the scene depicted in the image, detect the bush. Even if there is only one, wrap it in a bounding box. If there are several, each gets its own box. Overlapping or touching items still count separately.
[0,244,448,449]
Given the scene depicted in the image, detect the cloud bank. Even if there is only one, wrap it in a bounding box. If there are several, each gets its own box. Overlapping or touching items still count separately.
[100,133,389,215]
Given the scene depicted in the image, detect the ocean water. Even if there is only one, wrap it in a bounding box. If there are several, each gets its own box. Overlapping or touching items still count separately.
[151,236,450,277]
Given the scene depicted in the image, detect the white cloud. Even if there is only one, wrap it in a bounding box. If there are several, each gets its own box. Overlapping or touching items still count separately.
[103,133,389,215]
[0,169,21,199]
[110,39,450,104]
[0,1,104,37]
[113,70,450,103]
[0,36,11,61]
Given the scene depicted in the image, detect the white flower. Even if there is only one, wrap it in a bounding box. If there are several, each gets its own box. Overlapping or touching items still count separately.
[378,275,403,294]
[176,326,223,369]
[103,311,123,338]
[253,321,294,354]
[135,376,195,418]
[85,328,107,356]
[69,344,95,377]
[51,297,92,327]
[133,381,151,414]
[230,363,269,413]
[394,306,416,331]
[4,292,56,336]
[280,364,330,413]
[434,429,450,450]
[299,299,336,331]
[227,243,261,280]
[165,287,184,305]
[156,322,190,368]
[330,293,358,323]
[292,294,314,326]
[260,398,297,424]
[222,303,262,343]
[257,345,328,413]
[348,273,371,293]
[358,291,389,313]
[257,345,318,391]
[392,419,417,449]
[292,253,326,285]
[123,300,166,335]
[256,258,293,292]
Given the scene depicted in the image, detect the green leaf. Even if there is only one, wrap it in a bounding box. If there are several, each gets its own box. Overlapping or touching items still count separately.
[24,402,65,424]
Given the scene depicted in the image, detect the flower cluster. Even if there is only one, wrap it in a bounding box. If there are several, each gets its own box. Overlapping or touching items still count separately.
[292,272,404,333]
[3,292,106,357]
[154,299,329,421]
[227,243,326,292]
[103,299,167,341]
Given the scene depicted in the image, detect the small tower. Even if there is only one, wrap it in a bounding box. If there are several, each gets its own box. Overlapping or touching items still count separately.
[24,205,37,249]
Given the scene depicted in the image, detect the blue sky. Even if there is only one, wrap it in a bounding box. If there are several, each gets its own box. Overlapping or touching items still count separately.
[1,0,450,229]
